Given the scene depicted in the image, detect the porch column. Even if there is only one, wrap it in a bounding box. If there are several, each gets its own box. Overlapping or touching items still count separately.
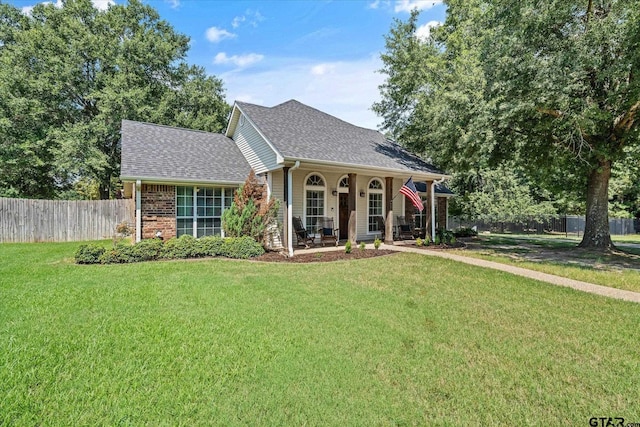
[348,173,357,244]
[135,180,141,243]
[283,167,290,254]
[430,180,436,241]
[384,177,394,245]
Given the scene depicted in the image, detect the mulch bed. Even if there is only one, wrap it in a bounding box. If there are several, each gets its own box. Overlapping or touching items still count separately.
[254,249,397,263]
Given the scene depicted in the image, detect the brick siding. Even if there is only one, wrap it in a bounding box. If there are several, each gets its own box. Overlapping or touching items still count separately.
[141,184,176,240]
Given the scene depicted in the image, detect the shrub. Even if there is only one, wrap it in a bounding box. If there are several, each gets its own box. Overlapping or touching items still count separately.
[436,228,455,245]
[453,227,477,238]
[196,235,225,257]
[434,235,441,245]
[345,241,352,254]
[222,170,280,247]
[76,235,264,265]
[359,241,366,251]
[161,235,198,259]
[415,237,423,247]
[75,244,105,264]
[220,236,265,259]
[373,238,381,250]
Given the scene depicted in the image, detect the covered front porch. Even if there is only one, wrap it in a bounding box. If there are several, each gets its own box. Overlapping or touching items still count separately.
[266,164,450,256]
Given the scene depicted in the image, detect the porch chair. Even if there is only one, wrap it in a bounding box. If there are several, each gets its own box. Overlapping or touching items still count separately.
[374,216,386,241]
[396,216,415,240]
[293,216,315,248]
[318,216,339,246]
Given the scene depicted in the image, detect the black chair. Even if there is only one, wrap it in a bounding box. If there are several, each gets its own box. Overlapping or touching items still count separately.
[293,216,315,248]
[318,217,339,246]
[374,216,386,241]
[396,216,415,240]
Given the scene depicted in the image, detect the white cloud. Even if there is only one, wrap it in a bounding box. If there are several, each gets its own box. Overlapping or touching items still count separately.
[219,55,385,129]
[91,0,114,11]
[415,20,441,41]
[165,0,180,9]
[231,15,246,29]
[214,52,264,68]
[310,63,337,76]
[394,0,443,13]
[21,0,112,14]
[231,9,264,29]
[205,27,236,43]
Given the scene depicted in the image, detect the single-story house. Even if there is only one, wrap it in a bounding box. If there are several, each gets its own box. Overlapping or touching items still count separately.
[120,99,452,255]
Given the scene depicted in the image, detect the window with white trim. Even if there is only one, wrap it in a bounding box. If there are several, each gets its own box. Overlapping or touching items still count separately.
[176,186,233,238]
[338,176,349,189]
[368,178,384,233]
[414,195,428,230]
[304,173,325,232]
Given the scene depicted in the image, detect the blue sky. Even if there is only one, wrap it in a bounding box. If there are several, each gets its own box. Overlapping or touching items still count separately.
[11,0,447,129]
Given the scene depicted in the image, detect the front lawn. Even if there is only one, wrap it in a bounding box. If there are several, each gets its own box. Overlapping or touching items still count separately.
[1,242,639,425]
[459,235,640,293]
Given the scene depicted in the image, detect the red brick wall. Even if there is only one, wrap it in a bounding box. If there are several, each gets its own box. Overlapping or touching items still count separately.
[437,197,447,230]
[140,184,176,240]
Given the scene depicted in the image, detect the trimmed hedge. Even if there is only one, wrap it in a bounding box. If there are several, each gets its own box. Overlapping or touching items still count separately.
[75,235,265,264]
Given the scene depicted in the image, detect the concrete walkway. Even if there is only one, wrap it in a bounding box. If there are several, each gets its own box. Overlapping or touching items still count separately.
[295,243,640,304]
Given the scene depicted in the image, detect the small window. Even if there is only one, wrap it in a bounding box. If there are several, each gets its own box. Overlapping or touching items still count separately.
[306,174,325,187]
[339,176,349,188]
[369,179,383,190]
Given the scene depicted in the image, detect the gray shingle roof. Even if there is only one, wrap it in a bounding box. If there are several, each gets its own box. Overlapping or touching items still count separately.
[236,100,446,176]
[120,120,250,183]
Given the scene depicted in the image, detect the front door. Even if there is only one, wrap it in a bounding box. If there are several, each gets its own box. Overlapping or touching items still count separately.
[339,193,349,240]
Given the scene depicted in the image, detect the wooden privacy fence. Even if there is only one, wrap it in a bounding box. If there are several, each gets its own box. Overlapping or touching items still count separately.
[0,197,135,243]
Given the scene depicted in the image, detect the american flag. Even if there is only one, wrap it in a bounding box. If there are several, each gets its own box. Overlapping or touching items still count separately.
[400,177,424,212]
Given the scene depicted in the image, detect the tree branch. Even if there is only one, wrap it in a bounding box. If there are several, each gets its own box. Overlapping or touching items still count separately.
[613,100,640,134]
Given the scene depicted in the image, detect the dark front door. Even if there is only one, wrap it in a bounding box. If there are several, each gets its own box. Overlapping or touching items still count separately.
[339,193,349,240]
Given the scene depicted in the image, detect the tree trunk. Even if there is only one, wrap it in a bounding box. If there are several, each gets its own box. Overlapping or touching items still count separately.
[578,159,614,250]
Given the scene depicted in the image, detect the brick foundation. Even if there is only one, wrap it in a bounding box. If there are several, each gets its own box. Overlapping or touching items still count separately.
[140,184,176,240]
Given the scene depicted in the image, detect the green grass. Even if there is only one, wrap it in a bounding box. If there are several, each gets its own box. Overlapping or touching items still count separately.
[2,242,640,425]
[452,249,640,293]
[460,235,640,292]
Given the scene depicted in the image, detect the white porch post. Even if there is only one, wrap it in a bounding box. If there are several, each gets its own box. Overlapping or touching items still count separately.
[135,180,141,242]
[431,181,436,241]
[287,161,300,256]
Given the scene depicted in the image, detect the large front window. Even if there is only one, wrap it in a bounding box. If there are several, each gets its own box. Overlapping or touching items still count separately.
[305,173,325,232]
[368,178,384,233]
[176,186,233,237]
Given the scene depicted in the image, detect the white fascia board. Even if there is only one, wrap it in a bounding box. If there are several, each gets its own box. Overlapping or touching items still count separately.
[224,104,241,137]
[282,157,452,181]
[232,104,285,165]
[120,176,244,186]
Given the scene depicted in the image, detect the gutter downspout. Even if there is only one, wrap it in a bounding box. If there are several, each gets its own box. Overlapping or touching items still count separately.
[431,177,446,241]
[287,161,300,257]
[135,180,142,243]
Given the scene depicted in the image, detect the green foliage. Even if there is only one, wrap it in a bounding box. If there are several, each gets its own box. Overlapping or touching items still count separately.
[453,227,478,238]
[455,166,557,223]
[74,243,106,264]
[74,235,264,264]
[435,228,456,246]
[415,238,423,247]
[359,241,366,251]
[374,238,382,250]
[374,1,640,248]
[0,0,229,199]
[222,170,280,246]
[220,236,265,259]
[160,235,199,259]
[345,240,352,254]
